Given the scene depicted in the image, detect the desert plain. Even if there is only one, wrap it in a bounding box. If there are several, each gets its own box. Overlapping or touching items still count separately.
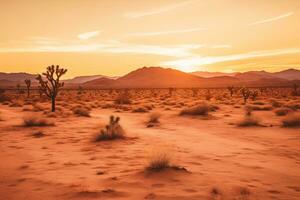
[0,86,299,200]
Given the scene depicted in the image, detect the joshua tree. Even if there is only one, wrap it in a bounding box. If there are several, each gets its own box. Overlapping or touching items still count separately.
[240,87,251,104]
[168,87,175,96]
[191,88,198,97]
[16,84,21,93]
[227,86,234,97]
[25,79,31,97]
[292,83,298,96]
[36,65,67,112]
[77,85,83,95]
[205,89,212,101]
[251,90,258,101]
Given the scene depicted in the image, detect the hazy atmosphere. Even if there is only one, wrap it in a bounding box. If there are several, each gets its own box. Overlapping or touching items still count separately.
[0,1,300,200]
[0,0,300,78]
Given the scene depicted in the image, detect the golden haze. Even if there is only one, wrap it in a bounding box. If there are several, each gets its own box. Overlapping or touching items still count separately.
[0,0,300,78]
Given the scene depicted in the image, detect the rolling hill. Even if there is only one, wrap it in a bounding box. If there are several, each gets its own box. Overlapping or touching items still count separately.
[0,67,299,88]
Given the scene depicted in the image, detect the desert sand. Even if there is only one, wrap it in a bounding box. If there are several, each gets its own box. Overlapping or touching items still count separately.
[0,89,299,200]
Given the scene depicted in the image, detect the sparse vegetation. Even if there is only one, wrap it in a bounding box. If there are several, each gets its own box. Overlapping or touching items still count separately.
[32,131,45,138]
[237,107,261,127]
[237,116,260,127]
[73,107,91,117]
[94,115,125,141]
[147,112,161,127]
[227,86,234,97]
[274,108,292,116]
[114,93,131,104]
[282,113,300,127]
[180,103,210,116]
[132,107,148,113]
[146,150,171,171]
[36,65,67,112]
[148,112,161,124]
[23,116,54,127]
[0,89,10,103]
[25,79,31,98]
[240,87,251,104]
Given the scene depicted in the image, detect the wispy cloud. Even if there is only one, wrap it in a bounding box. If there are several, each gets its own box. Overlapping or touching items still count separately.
[248,12,294,26]
[78,30,101,40]
[0,39,203,57]
[104,44,202,57]
[161,48,300,68]
[211,45,232,49]
[125,0,198,19]
[127,27,207,37]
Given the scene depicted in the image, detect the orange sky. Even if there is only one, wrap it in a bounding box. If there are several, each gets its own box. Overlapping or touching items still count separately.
[0,0,300,78]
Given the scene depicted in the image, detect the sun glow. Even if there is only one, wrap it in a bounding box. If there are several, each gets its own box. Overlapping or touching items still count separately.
[173,64,199,72]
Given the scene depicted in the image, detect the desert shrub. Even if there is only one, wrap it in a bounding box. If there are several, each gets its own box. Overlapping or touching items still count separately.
[32,131,45,138]
[33,103,45,112]
[23,116,54,127]
[94,115,125,141]
[286,103,300,111]
[147,112,161,128]
[209,104,219,111]
[237,116,260,127]
[148,112,161,124]
[210,187,222,199]
[114,93,131,104]
[282,114,300,127]
[73,107,91,117]
[237,109,261,127]
[253,101,265,105]
[146,151,171,171]
[274,108,292,116]
[10,100,23,107]
[270,99,282,108]
[249,105,273,111]
[244,105,253,116]
[0,89,10,103]
[180,103,210,116]
[132,107,148,113]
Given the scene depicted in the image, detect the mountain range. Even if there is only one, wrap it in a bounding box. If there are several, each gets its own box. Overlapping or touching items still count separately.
[0,67,299,88]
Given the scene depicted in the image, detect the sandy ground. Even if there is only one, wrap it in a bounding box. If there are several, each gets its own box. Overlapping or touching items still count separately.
[0,100,300,200]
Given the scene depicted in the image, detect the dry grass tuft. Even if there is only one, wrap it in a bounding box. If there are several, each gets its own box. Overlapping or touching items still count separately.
[132,107,149,113]
[32,131,45,138]
[114,93,131,105]
[270,99,282,108]
[146,150,171,171]
[274,107,292,116]
[249,105,273,111]
[237,116,260,127]
[282,113,300,127]
[23,116,54,127]
[180,103,210,116]
[10,100,23,107]
[148,112,161,124]
[94,115,125,141]
[73,107,91,117]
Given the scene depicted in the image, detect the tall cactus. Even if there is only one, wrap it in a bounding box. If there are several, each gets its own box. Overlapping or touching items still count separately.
[25,79,31,98]
[36,65,67,112]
